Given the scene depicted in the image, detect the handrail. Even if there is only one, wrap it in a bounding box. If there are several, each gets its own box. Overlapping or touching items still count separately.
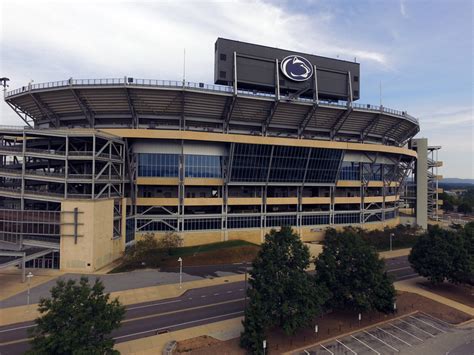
[5,78,419,125]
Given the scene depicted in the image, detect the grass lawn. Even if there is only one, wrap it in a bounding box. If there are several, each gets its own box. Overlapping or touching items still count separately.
[109,240,260,273]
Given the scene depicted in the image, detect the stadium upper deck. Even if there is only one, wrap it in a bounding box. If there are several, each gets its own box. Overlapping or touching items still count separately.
[4,78,419,146]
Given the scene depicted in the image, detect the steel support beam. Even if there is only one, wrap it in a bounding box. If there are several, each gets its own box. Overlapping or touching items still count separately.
[29,93,60,127]
[70,88,95,127]
[330,107,353,139]
[361,114,381,141]
[298,104,318,137]
[222,95,237,133]
[262,101,279,135]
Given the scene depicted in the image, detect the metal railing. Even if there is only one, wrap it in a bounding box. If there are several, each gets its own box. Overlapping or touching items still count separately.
[5,78,419,124]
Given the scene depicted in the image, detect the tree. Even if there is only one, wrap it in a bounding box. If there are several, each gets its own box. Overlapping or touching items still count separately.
[240,226,327,354]
[409,225,474,286]
[409,226,454,284]
[457,202,472,214]
[28,277,125,354]
[315,228,396,314]
[158,231,184,253]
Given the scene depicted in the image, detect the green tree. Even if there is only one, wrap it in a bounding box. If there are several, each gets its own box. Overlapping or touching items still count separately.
[409,226,454,284]
[28,277,125,354]
[240,226,327,354]
[315,228,396,314]
[409,225,474,286]
[457,202,472,214]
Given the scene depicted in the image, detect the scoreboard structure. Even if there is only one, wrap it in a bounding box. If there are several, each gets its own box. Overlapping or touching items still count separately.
[214,38,360,102]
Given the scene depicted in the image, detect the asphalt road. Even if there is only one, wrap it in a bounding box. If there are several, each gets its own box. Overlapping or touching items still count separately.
[0,256,418,354]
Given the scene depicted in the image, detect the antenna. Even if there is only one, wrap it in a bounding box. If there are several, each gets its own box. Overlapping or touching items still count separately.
[183,48,186,85]
[379,81,382,106]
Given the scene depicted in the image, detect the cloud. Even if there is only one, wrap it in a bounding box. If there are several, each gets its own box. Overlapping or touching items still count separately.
[400,0,407,18]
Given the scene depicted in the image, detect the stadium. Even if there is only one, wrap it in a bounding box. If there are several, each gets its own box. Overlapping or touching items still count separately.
[0,38,438,272]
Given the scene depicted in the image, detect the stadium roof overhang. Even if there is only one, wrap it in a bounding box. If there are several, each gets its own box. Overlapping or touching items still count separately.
[4,78,420,146]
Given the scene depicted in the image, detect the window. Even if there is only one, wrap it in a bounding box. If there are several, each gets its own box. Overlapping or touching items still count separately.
[137,153,179,177]
[266,214,297,227]
[353,76,359,82]
[302,214,330,226]
[185,155,222,178]
[339,162,360,180]
[183,218,221,231]
[220,53,227,61]
[334,212,360,224]
[228,216,261,229]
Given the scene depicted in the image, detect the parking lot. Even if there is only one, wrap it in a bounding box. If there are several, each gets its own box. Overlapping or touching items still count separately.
[295,312,452,355]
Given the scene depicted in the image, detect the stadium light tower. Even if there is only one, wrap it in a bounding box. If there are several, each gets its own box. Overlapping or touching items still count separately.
[0,77,10,94]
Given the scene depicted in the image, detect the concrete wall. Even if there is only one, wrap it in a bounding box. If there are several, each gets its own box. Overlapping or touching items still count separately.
[60,199,125,272]
[135,218,401,247]
[414,138,428,229]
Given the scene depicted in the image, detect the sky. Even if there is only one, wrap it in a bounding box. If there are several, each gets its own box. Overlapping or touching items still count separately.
[0,0,472,178]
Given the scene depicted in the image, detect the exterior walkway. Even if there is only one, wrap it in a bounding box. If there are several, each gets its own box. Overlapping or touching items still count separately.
[395,276,474,317]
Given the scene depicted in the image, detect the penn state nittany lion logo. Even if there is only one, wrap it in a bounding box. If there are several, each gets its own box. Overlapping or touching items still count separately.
[280,55,314,82]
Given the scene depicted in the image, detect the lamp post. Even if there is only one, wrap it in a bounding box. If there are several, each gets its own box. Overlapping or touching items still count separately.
[178,257,183,289]
[390,233,395,252]
[26,272,34,306]
[244,261,248,310]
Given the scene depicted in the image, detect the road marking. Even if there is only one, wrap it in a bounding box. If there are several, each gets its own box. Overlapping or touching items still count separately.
[114,310,244,340]
[409,315,446,333]
[376,327,412,347]
[387,266,412,272]
[364,330,399,352]
[201,295,206,298]
[351,334,380,354]
[320,344,334,354]
[389,323,424,341]
[398,319,435,337]
[396,273,419,280]
[127,299,182,311]
[239,289,244,291]
[226,291,232,294]
[0,337,32,346]
[304,350,310,355]
[213,293,219,296]
[418,311,453,328]
[0,324,35,333]
[336,339,357,354]
[188,298,193,300]
[122,298,245,324]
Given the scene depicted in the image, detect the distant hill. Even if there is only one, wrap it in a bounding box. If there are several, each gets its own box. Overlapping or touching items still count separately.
[441,178,474,185]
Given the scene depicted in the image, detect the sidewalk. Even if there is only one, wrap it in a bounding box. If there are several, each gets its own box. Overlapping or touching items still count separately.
[0,274,245,326]
[379,247,411,259]
[115,317,244,354]
[394,276,474,317]
[0,268,65,302]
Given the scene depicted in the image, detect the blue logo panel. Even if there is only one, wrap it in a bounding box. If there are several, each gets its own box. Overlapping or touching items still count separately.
[280,55,314,82]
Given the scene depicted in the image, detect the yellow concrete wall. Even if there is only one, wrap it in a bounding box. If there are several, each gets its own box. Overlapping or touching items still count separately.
[364,196,384,203]
[183,198,223,206]
[60,199,125,272]
[334,196,361,204]
[301,197,331,204]
[184,178,224,186]
[136,197,179,206]
[227,229,262,244]
[131,216,402,248]
[102,129,417,158]
[136,177,179,185]
[227,197,262,205]
[267,197,298,205]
